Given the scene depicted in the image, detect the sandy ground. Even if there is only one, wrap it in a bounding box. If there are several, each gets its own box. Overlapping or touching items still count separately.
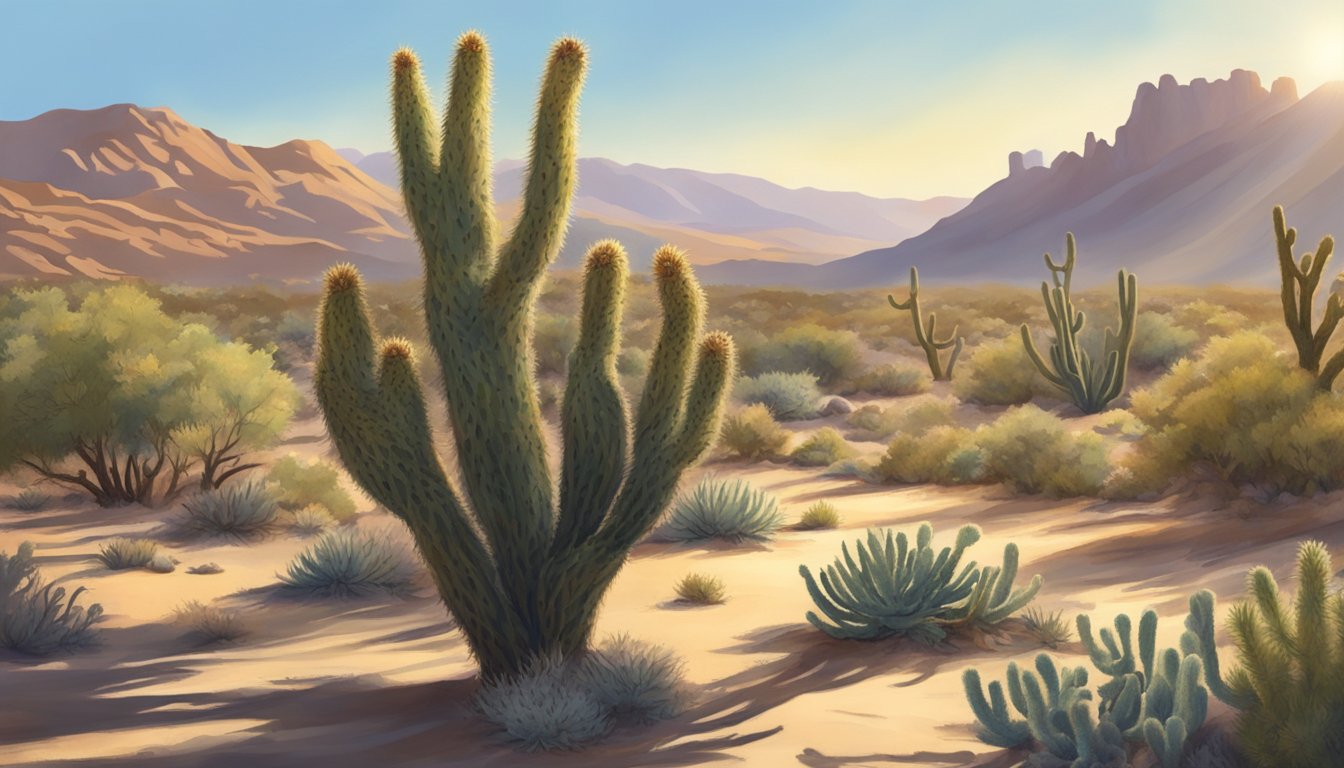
[3,401,1343,768]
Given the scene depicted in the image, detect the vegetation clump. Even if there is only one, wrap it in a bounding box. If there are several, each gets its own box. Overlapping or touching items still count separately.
[659,477,783,543]
[267,455,358,522]
[279,529,418,597]
[718,404,791,460]
[181,481,281,539]
[1,541,103,654]
[96,538,161,570]
[789,427,857,467]
[736,371,822,420]
[795,500,841,530]
[673,572,726,605]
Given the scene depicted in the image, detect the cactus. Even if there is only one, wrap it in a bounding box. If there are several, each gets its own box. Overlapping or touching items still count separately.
[1020,233,1137,413]
[888,267,964,381]
[1077,609,1157,704]
[800,523,1040,642]
[1191,541,1344,768]
[1273,205,1343,390]
[315,33,733,680]
[944,542,1043,632]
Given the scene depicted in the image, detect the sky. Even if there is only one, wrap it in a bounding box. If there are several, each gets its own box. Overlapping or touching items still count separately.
[2,0,1341,199]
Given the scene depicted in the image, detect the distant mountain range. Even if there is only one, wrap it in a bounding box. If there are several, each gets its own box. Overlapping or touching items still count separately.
[0,104,962,283]
[701,70,1344,288]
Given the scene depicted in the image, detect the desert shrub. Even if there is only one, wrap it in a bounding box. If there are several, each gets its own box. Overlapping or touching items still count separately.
[742,324,864,387]
[796,500,841,530]
[736,371,822,421]
[1131,311,1200,370]
[821,458,878,483]
[174,600,247,645]
[0,541,103,654]
[0,285,298,506]
[789,427,857,467]
[659,477,783,543]
[532,313,577,376]
[874,426,981,484]
[673,572,726,604]
[1021,607,1073,649]
[800,523,1040,641]
[718,404,791,460]
[288,504,336,536]
[616,346,649,378]
[846,362,930,397]
[895,399,957,435]
[844,404,903,441]
[1125,331,1344,495]
[280,529,418,597]
[96,538,160,570]
[575,635,689,721]
[953,336,1038,406]
[7,488,48,512]
[181,481,280,538]
[267,455,357,521]
[974,405,1110,496]
[477,653,611,751]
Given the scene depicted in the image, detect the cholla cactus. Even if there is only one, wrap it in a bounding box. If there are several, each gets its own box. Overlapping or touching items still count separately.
[315,33,733,679]
[1020,233,1137,413]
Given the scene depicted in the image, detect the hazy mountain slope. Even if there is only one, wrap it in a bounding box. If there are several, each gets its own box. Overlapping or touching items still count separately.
[701,71,1344,288]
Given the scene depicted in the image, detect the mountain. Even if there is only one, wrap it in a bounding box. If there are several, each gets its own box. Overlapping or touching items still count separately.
[702,70,1344,288]
[0,104,965,283]
[0,105,418,282]
[353,153,966,268]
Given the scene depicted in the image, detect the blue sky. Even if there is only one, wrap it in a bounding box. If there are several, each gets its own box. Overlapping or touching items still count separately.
[2,0,1341,198]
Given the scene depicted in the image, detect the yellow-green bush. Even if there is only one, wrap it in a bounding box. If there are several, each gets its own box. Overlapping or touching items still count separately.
[1125,331,1344,495]
[789,427,857,467]
[266,455,358,521]
[1131,311,1200,371]
[874,426,981,484]
[719,404,791,460]
[975,405,1110,496]
[953,336,1038,406]
[846,362,930,397]
[738,323,865,388]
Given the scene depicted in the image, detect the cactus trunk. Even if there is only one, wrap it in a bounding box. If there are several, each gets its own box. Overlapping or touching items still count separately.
[315,33,733,679]
[1273,205,1343,390]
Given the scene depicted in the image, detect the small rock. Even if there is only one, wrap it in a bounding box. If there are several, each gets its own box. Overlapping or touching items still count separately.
[187,562,224,575]
[147,553,176,574]
[819,396,854,416]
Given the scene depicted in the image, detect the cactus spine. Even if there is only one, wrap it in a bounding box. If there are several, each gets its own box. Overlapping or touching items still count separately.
[888,267,963,381]
[315,33,733,680]
[1274,205,1343,390]
[1020,233,1137,414]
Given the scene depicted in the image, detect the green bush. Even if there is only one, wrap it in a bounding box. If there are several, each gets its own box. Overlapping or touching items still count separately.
[288,504,337,536]
[953,336,1038,406]
[96,538,160,570]
[975,406,1110,497]
[1126,331,1344,495]
[742,323,864,388]
[874,426,981,484]
[736,371,822,421]
[279,529,418,597]
[673,572,726,605]
[1,541,103,654]
[1131,311,1200,371]
[267,455,358,521]
[574,634,689,721]
[789,427,857,467]
[796,500,841,530]
[718,404,791,460]
[659,477,783,543]
[844,404,903,441]
[847,362,930,397]
[532,312,577,377]
[0,285,298,505]
[181,481,280,538]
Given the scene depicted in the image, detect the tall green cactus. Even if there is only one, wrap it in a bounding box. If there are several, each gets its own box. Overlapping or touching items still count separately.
[888,267,963,381]
[315,33,734,680]
[1020,233,1137,414]
[1274,205,1343,390]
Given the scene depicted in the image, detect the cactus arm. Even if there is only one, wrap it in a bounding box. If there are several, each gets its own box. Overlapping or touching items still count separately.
[1021,324,1068,388]
[1182,589,1245,707]
[963,669,1033,748]
[488,38,586,306]
[553,242,631,554]
[390,49,442,247]
[436,31,497,284]
[888,267,962,381]
[1291,541,1332,697]
[945,336,964,379]
[673,331,735,465]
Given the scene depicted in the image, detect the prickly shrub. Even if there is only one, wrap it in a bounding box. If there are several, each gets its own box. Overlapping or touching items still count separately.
[279,529,417,597]
[477,653,612,751]
[673,572,726,605]
[736,371,822,421]
[800,523,1040,642]
[796,500,841,530]
[174,600,247,645]
[575,634,689,721]
[96,538,160,570]
[0,541,103,654]
[719,404,791,460]
[789,427,857,467]
[659,477,783,543]
[8,488,49,512]
[1022,607,1073,649]
[181,481,280,538]
[288,504,337,536]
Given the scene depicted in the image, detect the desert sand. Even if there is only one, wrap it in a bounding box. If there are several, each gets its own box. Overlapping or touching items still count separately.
[3,387,1339,768]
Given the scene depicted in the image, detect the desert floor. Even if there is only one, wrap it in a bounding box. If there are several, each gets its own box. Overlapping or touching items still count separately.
[3,393,1343,768]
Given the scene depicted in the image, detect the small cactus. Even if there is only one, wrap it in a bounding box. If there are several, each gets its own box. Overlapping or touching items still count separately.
[888,267,963,381]
[1273,205,1343,389]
